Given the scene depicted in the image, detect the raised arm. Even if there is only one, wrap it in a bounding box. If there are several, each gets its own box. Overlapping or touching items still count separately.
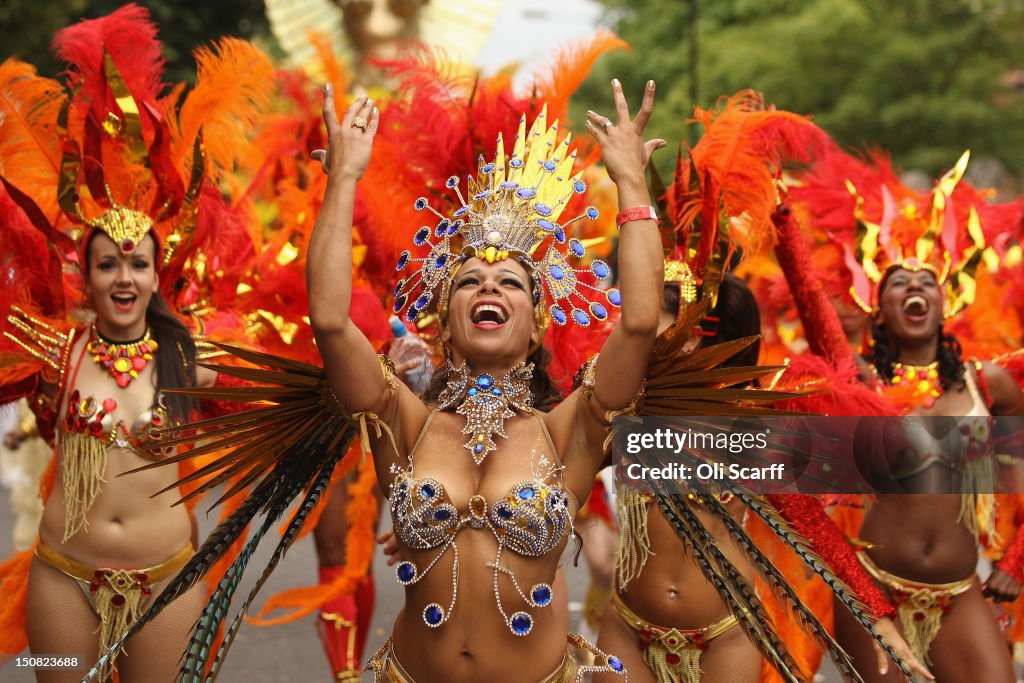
[307,87,389,414]
[584,80,665,412]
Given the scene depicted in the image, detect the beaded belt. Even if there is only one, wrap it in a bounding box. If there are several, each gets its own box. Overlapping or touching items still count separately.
[35,541,192,680]
[612,590,738,683]
[856,550,975,666]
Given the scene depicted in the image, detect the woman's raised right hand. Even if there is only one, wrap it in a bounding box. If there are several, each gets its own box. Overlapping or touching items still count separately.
[311,84,379,180]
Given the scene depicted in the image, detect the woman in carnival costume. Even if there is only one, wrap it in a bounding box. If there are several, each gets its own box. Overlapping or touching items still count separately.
[778,144,1024,682]
[0,6,273,680]
[308,74,666,680]
[595,93,930,683]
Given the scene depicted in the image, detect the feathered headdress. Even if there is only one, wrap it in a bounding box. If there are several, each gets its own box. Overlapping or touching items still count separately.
[0,4,272,312]
[801,149,999,317]
[661,91,826,308]
[391,105,618,328]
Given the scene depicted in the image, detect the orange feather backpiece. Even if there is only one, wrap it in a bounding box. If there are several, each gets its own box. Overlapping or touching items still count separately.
[177,38,275,178]
[0,60,65,212]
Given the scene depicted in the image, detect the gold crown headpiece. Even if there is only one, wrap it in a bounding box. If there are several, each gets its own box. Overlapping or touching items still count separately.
[392,106,619,327]
[842,150,996,318]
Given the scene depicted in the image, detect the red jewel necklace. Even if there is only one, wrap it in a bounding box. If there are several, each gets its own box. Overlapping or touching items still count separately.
[87,325,159,388]
[890,361,942,408]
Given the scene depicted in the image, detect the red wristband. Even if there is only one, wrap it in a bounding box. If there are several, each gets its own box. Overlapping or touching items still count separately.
[615,205,658,227]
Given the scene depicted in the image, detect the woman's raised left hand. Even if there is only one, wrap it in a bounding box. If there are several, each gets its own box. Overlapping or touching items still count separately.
[311,85,379,181]
[585,79,666,187]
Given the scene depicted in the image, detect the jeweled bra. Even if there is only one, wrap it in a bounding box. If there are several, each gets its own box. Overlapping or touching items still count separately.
[388,410,573,636]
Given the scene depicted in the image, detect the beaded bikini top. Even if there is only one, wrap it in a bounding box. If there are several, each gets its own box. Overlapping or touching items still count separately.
[388,408,576,636]
[62,389,173,460]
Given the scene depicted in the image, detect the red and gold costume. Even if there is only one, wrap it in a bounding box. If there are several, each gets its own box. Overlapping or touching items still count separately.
[0,5,275,673]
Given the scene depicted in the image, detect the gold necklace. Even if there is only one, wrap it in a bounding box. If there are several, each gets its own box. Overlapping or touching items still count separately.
[87,325,158,388]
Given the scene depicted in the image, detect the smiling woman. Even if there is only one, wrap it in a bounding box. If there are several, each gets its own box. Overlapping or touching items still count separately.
[0,6,274,681]
[302,77,665,681]
[790,148,1024,683]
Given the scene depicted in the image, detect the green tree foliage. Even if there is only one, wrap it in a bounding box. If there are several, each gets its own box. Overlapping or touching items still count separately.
[0,0,275,84]
[575,0,1024,175]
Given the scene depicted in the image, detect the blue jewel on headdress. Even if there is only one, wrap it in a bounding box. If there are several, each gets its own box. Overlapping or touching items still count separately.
[420,483,435,498]
[423,604,444,627]
[569,239,585,258]
[607,289,622,306]
[446,176,459,189]
[496,505,513,520]
[531,584,552,607]
[405,306,420,322]
[415,293,431,310]
[482,162,495,174]
[434,254,448,268]
[591,260,610,279]
[586,206,599,220]
[608,656,624,672]
[393,280,405,297]
[590,302,608,320]
[549,305,567,326]
[549,265,565,281]
[393,294,408,312]
[396,561,417,585]
[509,158,523,169]
[573,180,586,194]
[519,487,535,500]
[543,160,557,172]
[448,220,460,236]
[553,227,566,243]
[534,203,553,217]
[537,219,555,231]
[510,612,533,636]
[500,181,519,190]
[434,509,451,521]
[517,187,537,199]
[473,190,493,200]
[414,227,430,245]
[396,251,410,271]
[454,206,469,217]
[414,197,428,210]
[572,309,591,326]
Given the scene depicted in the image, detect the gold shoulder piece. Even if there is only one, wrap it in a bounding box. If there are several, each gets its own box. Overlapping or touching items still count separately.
[5,305,74,373]
[377,354,399,390]
[578,353,600,398]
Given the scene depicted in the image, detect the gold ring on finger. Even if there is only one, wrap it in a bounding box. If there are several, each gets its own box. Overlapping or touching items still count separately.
[352,117,369,129]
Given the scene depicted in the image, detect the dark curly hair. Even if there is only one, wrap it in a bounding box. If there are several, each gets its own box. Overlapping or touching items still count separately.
[864,269,966,390]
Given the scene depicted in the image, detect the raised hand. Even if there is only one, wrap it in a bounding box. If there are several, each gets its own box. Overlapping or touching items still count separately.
[585,79,666,186]
[311,84,379,181]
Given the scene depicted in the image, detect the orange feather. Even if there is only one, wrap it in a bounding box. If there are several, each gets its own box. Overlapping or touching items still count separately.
[176,38,275,178]
[0,59,65,209]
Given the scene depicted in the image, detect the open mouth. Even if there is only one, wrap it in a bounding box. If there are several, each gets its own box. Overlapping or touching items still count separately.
[901,295,929,321]
[111,292,137,312]
[470,302,508,329]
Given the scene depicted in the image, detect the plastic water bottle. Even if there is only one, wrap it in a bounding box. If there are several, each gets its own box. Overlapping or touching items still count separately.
[388,316,433,393]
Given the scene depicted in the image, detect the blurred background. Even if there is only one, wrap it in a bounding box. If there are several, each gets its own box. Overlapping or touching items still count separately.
[4,0,1024,190]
